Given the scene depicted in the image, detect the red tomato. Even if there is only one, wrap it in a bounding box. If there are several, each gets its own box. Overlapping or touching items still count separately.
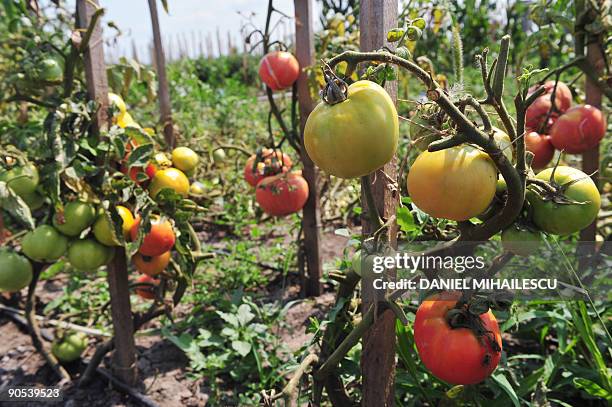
[130,216,175,256]
[524,131,554,169]
[259,51,300,91]
[525,95,558,132]
[413,291,502,385]
[550,105,606,154]
[528,80,572,112]
[255,172,309,216]
[135,274,159,300]
[244,149,292,187]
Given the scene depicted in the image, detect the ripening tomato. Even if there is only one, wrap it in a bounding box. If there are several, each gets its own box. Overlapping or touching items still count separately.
[528,80,572,112]
[413,291,502,385]
[67,239,114,272]
[524,131,554,169]
[171,147,199,173]
[255,172,309,216]
[501,224,543,256]
[135,274,159,300]
[21,225,68,262]
[550,105,606,154]
[0,250,32,292]
[149,168,190,198]
[259,51,300,90]
[93,206,135,246]
[52,332,88,363]
[525,95,558,133]
[244,149,293,187]
[53,201,96,237]
[0,163,39,197]
[130,216,175,257]
[132,251,171,277]
[305,80,399,178]
[407,145,497,221]
[527,166,601,235]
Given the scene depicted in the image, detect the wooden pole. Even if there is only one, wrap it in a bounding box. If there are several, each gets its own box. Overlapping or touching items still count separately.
[216,27,223,56]
[579,36,604,257]
[76,0,138,386]
[294,0,322,297]
[147,0,175,148]
[359,1,398,405]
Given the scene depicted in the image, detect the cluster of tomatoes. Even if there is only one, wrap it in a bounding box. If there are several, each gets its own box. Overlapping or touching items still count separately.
[245,51,309,217]
[0,94,201,300]
[524,80,606,168]
[243,148,309,217]
[304,76,604,385]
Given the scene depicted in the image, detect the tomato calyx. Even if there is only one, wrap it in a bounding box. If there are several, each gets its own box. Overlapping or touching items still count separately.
[445,295,508,366]
[527,164,595,207]
[321,63,348,105]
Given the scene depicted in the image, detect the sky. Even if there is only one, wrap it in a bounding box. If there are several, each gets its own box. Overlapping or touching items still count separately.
[59,0,321,63]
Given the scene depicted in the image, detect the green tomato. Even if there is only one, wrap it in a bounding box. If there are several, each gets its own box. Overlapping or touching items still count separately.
[304,80,399,178]
[21,191,45,210]
[501,225,542,256]
[213,148,226,164]
[0,250,32,292]
[53,201,96,237]
[0,164,39,197]
[52,332,88,363]
[67,239,113,272]
[21,225,68,262]
[38,58,63,84]
[527,166,601,235]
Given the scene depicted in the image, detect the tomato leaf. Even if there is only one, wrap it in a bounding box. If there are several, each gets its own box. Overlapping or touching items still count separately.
[491,373,520,407]
[397,206,417,233]
[127,143,154,168]
[0,182,35,229]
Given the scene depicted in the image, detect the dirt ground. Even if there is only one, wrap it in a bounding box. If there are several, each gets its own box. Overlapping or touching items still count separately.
[0,232,347,406]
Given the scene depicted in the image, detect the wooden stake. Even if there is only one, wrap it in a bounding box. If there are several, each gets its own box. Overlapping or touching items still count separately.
[579,37,604,259]
[76,0,138,386]
[359,0,399,405]
[294,0,322,297]
[148,0,175,148]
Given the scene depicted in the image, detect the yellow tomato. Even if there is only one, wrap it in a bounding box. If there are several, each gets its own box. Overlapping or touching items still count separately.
[117,111,139,129]
[407,145,497,221]
[149,168,190,198]
[304,80,398,178]
[92,205,135,246]
[171,147,199,173]
[108,92,127,114]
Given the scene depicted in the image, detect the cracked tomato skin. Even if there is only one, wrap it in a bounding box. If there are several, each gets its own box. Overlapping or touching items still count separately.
[304,80,399,178]
[413,291,502,385]
[527,166,601,235]
[258,51,300,90]
[550,105,606,154]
